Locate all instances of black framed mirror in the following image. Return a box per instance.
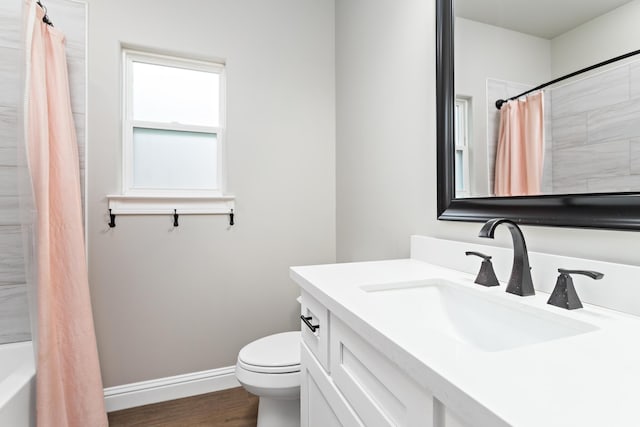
[436,0,640,230]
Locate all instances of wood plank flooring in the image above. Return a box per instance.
[107,387,258,427]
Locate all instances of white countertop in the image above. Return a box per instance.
[291,257,640,427]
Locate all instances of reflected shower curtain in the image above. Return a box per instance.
[494,92,545,197]
[24,1,108,425]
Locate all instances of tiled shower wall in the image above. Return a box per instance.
[549,63,640,194]
[0,0,86,344]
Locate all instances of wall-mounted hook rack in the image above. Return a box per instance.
[106,195,236,229]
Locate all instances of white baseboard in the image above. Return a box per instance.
[103,365,239,412]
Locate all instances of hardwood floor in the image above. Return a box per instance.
[107,387,258,427]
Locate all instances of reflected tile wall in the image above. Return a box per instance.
[551,67,629,118]
[552,140,629,191]
[587,99,640,144]
[629,62,640,99]
[630,139,640,175]
[0,0,86,344]
[542,93,553,194]
[550,61,640,194]
[551,113,587,151]
[587,175,640,193]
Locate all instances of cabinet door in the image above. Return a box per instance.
[301,343,363,427]
[330,316,435,427]
[306,373,342,427]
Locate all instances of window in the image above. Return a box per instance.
[122,49,226,197]
[454,97,471,198]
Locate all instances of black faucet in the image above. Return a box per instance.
[478,218,535,296]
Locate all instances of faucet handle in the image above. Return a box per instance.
[465,251,499,287]
[557,269,604,280]
[465,251,492,261]
[548,269,604,310]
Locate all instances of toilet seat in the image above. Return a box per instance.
[238,331,301,374]
[238,359,300,374]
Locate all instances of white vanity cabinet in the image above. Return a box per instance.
[300,290,472,427]
[293,237,640,426]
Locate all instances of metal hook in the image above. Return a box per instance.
[229,209,234,226]
[173,209,179,227]
[108,209,116,228]
[36,1,53,26]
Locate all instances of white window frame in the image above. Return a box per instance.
[455,97,471,198]
[121,49,227,197]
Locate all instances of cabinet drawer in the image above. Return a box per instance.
[301,290,330,371]
[301,343,363,427]
[330,316,435,427]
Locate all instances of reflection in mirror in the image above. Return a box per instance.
[454,0,640,198]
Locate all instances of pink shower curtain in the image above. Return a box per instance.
[494,92,545,197]
[24,1,108,426]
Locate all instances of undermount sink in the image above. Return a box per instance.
[361,279,597,352]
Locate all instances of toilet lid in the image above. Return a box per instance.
[238,331,301,374]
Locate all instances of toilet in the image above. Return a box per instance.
[236,331,301,427]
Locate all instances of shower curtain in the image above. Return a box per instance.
[494,92,545,197]
[24,1,108,425]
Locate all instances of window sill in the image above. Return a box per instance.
[106,194,235,215]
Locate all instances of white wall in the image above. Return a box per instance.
[86,0,335,387]
[336,0,433,262]
[551,0,640,77]
[336,0,640,268]
[455,17,550,196]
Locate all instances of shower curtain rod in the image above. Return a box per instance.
[495,48,640,110]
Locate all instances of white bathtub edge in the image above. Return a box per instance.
[0,341,36,427]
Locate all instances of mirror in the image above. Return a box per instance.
[455,0,640,198]
[436,0,640,229]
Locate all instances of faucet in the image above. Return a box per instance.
[478,218,535,296]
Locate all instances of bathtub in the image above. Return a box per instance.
[0,341,35,427]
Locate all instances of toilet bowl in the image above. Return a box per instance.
[236,331,301,427]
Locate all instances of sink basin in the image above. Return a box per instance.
[361,279,597,352]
